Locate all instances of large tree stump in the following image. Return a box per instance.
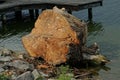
[22,7,87,65]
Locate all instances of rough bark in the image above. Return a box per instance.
[22,7,87,65]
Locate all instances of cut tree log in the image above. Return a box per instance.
[22,7,108,65]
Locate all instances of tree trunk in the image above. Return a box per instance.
[22,6,88,65]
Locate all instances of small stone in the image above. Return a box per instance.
[0,64,4,68]
[71,78,76,80]
[9,60,34,70]
[29,64,35,70]
[0,68,4,72]
[17,54,24,59]
[0,50,2,56]
[39,71,49,77]
[0,56,13,62]
[15,71,34,80]
[66,73,73,77]
[32,69,41,80]
[11,74,17,80]
[1,48,12,56]
[48,79,56,80]
[11,71,19,80]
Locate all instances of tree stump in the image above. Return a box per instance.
[22,7,87,65]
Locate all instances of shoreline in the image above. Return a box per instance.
[0,48,108,80]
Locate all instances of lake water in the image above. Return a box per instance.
[0,0,120,80]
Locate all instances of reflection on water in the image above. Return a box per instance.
[75,65,110,80]
[0,20,34,50]
[0,21,34,38]
[87,21,104,36]
[0,1,5,4]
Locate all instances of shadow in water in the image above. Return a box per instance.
[87,21,104,36]
[73,63,110,79]
[0,0,5,4]
[0,20,34,38]
[65,61,111,80]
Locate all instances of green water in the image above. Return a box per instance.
[0,0,120,80]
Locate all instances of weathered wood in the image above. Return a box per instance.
[67,9,72,14]
[0,0,103,21]
[22,7,108,66]
[15,11,22,21]
[22,7,87,65]
[0,0,103,13]
[1,14,6,26]
[29,9,34,20]
[35,9,39,18]
[88,8,93,21]
[1,14,4,24]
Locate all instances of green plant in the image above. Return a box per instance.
[57,73,72,80]
[57,65,73,80]
[36,77,43,80]
[0,74,9,80]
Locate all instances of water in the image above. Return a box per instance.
[0,0,120,79]
[73,0,120,80]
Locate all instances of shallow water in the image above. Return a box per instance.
[0,0,120,79]
[73,0,120,79]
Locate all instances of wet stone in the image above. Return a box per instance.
[32,69,41,80]
[0,50,2,56]
[9,60,34,71]
[48,79,56,80]
[11,74,18,80]
[0,68,4,73]
[0,64,4,68]
[0,56,13,62]
[39,71,49,78]
[0,48,13,56]
[15,71,34,80]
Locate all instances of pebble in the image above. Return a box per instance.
[15,71,34,80]
[0,56,13,62]
[0,48,12,56]
[0,68,4,73]
[48,79,56,80]
[9,60,34,71]
[32,69,41,80]
[39,71,49,77]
